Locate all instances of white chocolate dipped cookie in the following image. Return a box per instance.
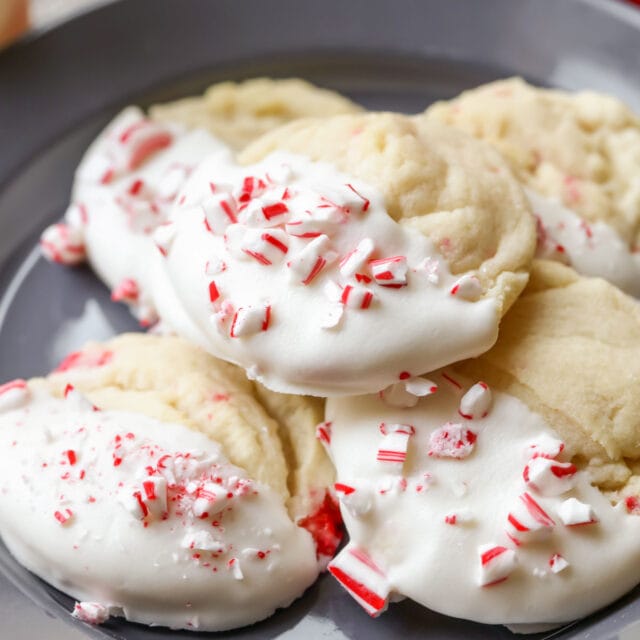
[152,113,536,396]
[40,107,229,327]
[0,333,340,631]
[425,77,640,295]
[149,77,364,151]
[324,260,640,625]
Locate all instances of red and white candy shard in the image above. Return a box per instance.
[153,222,176,257]
[111,278,140,304]
[450,274,482,301]
[369,256,408,288]
[72,602,111,625]
[0,379,30,413]
[229,304,271,338]
[376,423,415,467]
[203,194,239,233]
[315,421,333,448]
[443,509,474,526]
[506,492,555,543]
[124,477,168,521]
[340,283,374,309]
[458,382,492,420]
[287,235,333,285]
[523,458,577,496]
[380,377,438,409]
[526,434,565,460]
[478,544,517,587]
[40,223,86,265]
[190,481,231,517]
[428,422,477,459]
[556,498,598,526]
[105,114,173,176]
[549,553,569,574]
[328,544,391,617]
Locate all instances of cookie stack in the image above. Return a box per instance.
[2,77,640,632]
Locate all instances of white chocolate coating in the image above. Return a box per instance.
[528,189,640,297]
[326,371,640,624]
[154,152,499,396]
[0,386,318,631]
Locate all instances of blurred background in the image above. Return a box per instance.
[1,0,640,49]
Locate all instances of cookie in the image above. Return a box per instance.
[0,333,339,631]
[153,113,536,396]
[149,77,363,150]
[425,78,640,295]
[324,260,640,625]
[40,106,228,326]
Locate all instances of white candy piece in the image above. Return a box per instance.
[181,530,226,553]
[478,544,517,587]
[228,557,244,580]
[556,498,598,526]
[72,602,111,625]
[153,223,176,256]
[229,305,271,338]
[459,382,492,419]
[328,543,390,617]
[450,274,482,301]
[0,380,30,413]
[320,303,344,330]
[336,487,373,518]
[339,238,375,278]
[380,378,438,409]
[40,223,86,265]
[523,458,577,496]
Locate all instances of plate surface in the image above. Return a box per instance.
[1,0,640,638]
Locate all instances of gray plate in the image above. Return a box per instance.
[1,0,640,638]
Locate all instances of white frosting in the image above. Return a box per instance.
[152,152,499,396]
[42,107,228,325]
[528,189,640,297]
[326,371,640,624]
[0,386,318,631]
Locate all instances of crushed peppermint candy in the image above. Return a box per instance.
[523,458,577,496]
[40,223,86,266]
[428,422,477,459]
[328,544,390,617]
[458,382,492,420]
[556,498,598,527]
[478,544,517,587]
[72,602,111,625]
